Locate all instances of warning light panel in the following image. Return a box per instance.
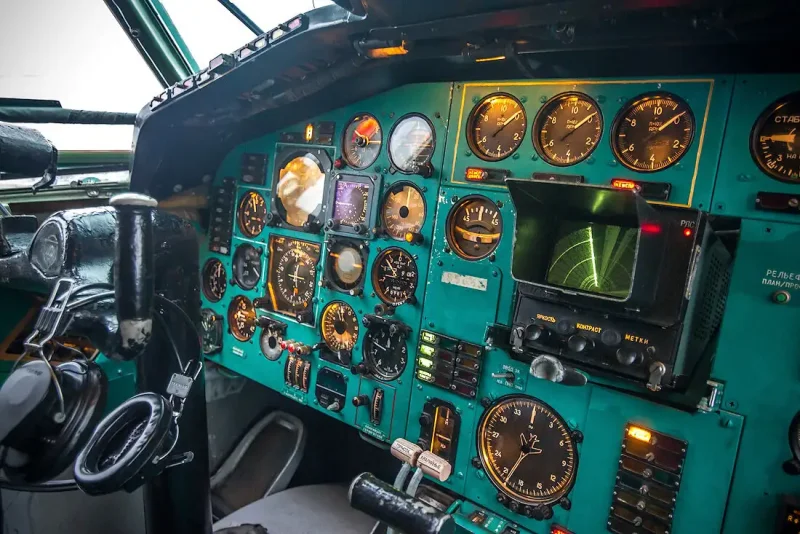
[610,178,672,201]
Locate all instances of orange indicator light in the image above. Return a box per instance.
[305,124,314,142]
[465,167,488,182]
[611,178,638,190]
[683,228,693,238]
[627,426,652,443]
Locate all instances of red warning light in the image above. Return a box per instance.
[683,228,693,238]
[611,178,638,191]
[551,526,574,534]
[465,167,489,182]
[641,223,662,234]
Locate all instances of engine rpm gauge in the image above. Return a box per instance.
[343,114,382,169]
[202,259,227,302]
[380,182,426,241]
[446,196,503,261]
[467,93,527,161]
[533,92,603,166]
[388,113,435,174]
[478,395,578,508]
[372,248,418,307]
[227,295,257,342]
[232,244,262,290]
[320,301,359,352]
[751,93,800,183]
[237,191,267,237]
[611,93,695,172]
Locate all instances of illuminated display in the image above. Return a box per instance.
[627,426,653,443]
[546,220,638,298]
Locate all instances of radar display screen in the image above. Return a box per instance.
[333,180,370,227]
[546,221,637,298]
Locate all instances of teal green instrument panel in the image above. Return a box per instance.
[200,75,800,534]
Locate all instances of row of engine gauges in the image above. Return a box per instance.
[466,91,696,173]
[342,112,435,175]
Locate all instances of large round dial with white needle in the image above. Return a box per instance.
[446,196,503,261]
[477,395,578,509]
[320,301,359,352]
[467,93,527,161]
[276,244,318,309]
[372,248,418,307]
[227,296,257,342]
[343,114,382,169]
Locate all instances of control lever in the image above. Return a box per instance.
[529,355,587,387]
[110,193,157,360]
[349,473,455,534]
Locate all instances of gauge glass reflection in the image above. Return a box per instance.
[389,114,435,174]
[276,154,326,227]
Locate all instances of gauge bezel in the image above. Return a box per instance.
[371,247,419,306]
[265,235,321,325]
[749,92,800,184]
[387,112,437,175]
[341,112,383,170]
[319,300,360,352]
[610,91,696,173]
[380,181,427,241]
[269,146,332,232]
[237,190,267,238]
[324,237,368,294]
[227,295,257,342]
[324,172,381,237]
[532,91,603,167]
[200,308,223,355]
[29,219,66,278]
[201,258,227,302]
[466,92,527,162]
[232,243,262,290]
[476,394,579,507]
[445,194,504,261]
[362,324,408,381]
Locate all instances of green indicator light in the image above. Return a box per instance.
[419,344,435,357]
[417,357,434,369]
[416,369,433,382]
[421,332,438,344]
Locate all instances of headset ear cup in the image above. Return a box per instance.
[74,392,173,495]
[6,360,107,483]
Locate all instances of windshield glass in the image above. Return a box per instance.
[0,0,162,152]
[157,0,333,69]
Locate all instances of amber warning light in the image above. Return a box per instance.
[465,167,510,183]
[304,124,314,142]
[611,178,638,191]
[627,426,652,443]
[610,178,672,201]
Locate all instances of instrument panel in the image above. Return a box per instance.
[199,75,800,534]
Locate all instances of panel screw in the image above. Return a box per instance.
[540,95,548,103]
[480,397,492,408]
[471,457,482,468]
[436,260,443,266]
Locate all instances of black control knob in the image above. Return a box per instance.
[350,363,368,376]
[567,334,593,353]
[419,413,433,427]
[374,303,395,316]
[555,320,574,335]
[524,324,547,343]
[601,329,622,347]
[352,395,370,407]
[616,348,643,366]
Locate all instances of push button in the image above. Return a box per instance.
[616,348,643,366]
[524,324,547,343]
[555,320,574,335]
[601,328,622,346]
[567,334,593,353]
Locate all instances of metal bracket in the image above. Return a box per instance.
[697,380,724,412]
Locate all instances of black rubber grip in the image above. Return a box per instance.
[349,472,455,534]
[115,205,153,323]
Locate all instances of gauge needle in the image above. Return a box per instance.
[455,226,501,243]
[560,112,597,141]
[492,110,522,138]
[250,197,257,212]
[658,111,686,132]
[764,132,797,145]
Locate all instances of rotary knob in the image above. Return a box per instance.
[567,334,594,353]
[524,324,547,343]
[616,348,643,366]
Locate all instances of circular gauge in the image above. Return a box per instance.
[237,191,267,237]
[200,309,223,355]
[30,221,65,277]
[388,113,435,174]
[260,328,284,361]
[343,114,382,169]
[276,245,318,309]
[446,196,503,261]
[202,259,227,302]
[227,295,257,342]
[275,153,326,228]
[533,92,603,166]
[381,182,426,241]
[478,395,578,508]
[325,240,366,292]
[320,301,359,352]
[232,244,262,290]
[363,324,408,381]
[467,93,527,161]
[750,93,800,183]
[372,248,418,306]
[611,93,695,172]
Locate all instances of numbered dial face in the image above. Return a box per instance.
[202,259,227,302]
[267,237,321,318]
[468,93,527,161]
[320,301,359,352]
[533,92,603,166]
[612,93,695,172]
[237,191,267,237]
[276,154,326,228]
[200,309,223,355]
[227,296,257,342]
[388,114,435,174]
[478,396,577,506]
[372,248,418,306]
[326,240,366,292]
[333,180,370,226]
[232,244,262,290]
[343,114,382,169]
[751,93,800,183]
[363,324,408,381]
[446,196,503,260]
[381,183,426,241]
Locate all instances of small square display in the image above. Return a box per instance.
[333,180,371,227]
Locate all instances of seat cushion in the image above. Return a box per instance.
[213,484,376,534]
